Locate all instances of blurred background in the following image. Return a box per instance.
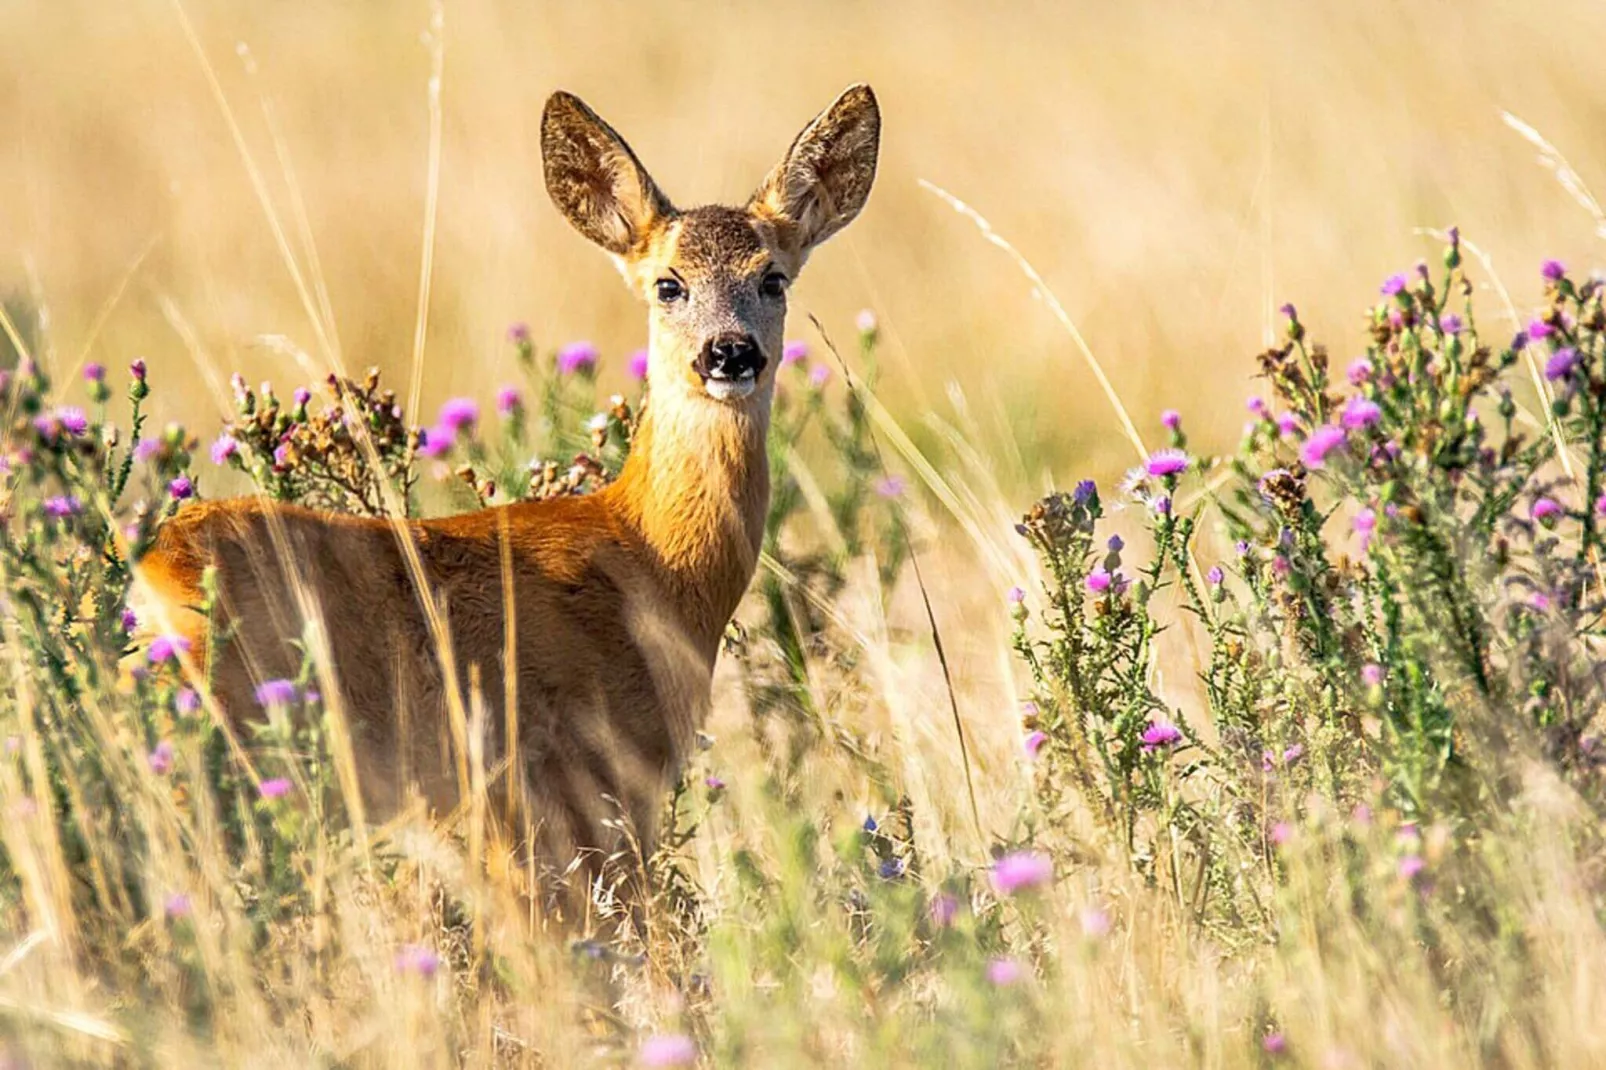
[4,0,1606,491]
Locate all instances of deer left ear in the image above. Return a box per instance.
[749,84,880,257]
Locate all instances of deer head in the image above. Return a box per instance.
[540,85,881,408]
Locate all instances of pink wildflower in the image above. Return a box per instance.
[990,851,1053,895]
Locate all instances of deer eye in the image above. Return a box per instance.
[655,278,685,303]
[760,272,788,299]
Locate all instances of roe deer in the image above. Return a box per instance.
[135,85,880,904]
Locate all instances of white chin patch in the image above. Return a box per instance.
[704,377,757,401]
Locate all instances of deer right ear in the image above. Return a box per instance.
[541,92,674,257]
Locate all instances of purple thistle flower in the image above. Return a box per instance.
[985,957,1024,986]
[506,322,531,345]
[57,407,88,436]
[1270,821,1292,846]
[1300,425,1348,469]
[133,438,161,463]
[417,427,451,459]
[175,688,200,715]
[1282,743,1304,765]
[1275,412,1300,438]
[1145,448,1189,478]
[855,309,878,334]
[874,474,907,499]
[781,340,809,366]
[253,679,299,714]
[292,386,312,409]
[1247,395,1267,417]
[1542,259,1566,282]
[495,387,522,415]
[556,341,599,375]
[1531,497,1564,524]
[1024,730,1048,758]
[1380,273,1408,297]
[255,679,298,707]
[120,607,138,633]
[164,892,192,920]
[639,1034,697,1067]
[83,362,106,383]
[1346,358,1374,386]
[990,850,1053,895]
[1073,479,1098,505]
[1354,507,1377,536]
[1511,329,1531,352]
[42,495,82,518]
[1006,586,1026,604]
[1361,663,1383,686]
[1398,854,1426,880]
[1085,569,1112,594]
[1235,539,1252,556]
[148,740,175,775]
[168,475,194,500]
[703,775,725,791]
[395,943,441,978]
[1263,1033,1288,1055]
[437,398,479,433]
[210,434,239,465]
[1271,554,1292,578]
[1439,313,1463,334]
[808,363,832,388]
[147,635,191,664]
[1141,721,1183,753]
[1544,347,1579,381]
[1206,565,1224,585]
[1341,396,1381,430]
[928,892,959,928]
[32,413,65,443]
[1279,302,1297,320]
[1153,496,1172,517]
[628,349,650,380]
[1106,533,1124,552]
[130,358,147,382]
[1528,319,1554,341]
[1160,409,1181,431]
[1596,493,1606,517]
[1080,906,1112,938]
[258,777,292,800]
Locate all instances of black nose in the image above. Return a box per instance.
[699,335,767,380]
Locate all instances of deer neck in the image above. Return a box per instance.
[606,387,772,653]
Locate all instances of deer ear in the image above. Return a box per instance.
[542,92,674,257]
[749,84,880,256]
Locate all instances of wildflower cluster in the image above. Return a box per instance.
[1012,234,1606,944]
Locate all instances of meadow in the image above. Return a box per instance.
[5,2,1606,1066]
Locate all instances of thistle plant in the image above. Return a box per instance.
[1013,233,1606,941]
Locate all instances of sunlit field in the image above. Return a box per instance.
[5,2,1606,1066]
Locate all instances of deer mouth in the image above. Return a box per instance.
[703,370,759,401]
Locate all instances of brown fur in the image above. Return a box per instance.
[135,84,880,902]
